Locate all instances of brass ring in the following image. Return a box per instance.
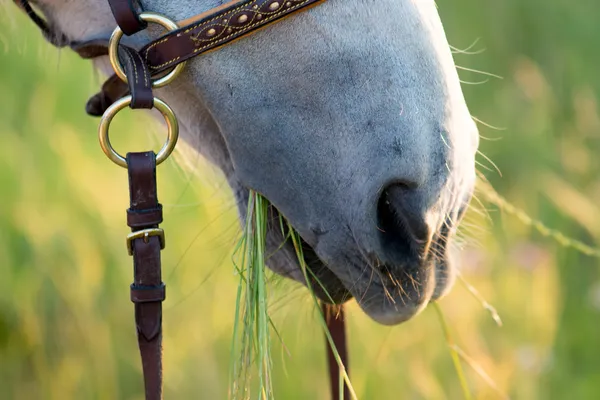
[98,96,179,168]
[108,12,186,88]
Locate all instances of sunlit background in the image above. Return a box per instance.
[1,0,599,399]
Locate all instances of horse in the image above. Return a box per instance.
[25,0,478,326]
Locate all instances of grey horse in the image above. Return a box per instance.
[31,0,478,325]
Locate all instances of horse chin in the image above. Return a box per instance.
[264,214,457,325]
[351,255,457,326]
[272,242,457,325]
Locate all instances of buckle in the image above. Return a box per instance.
[126,228,165,255]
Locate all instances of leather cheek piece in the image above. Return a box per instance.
[83,46,152,115]
[119,46,154,109]
[127,152,159,213]
[107,0,147,35]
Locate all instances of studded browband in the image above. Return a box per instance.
[148,0,326,72]
[71,0,323,116]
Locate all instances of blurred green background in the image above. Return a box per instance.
[1,0,599,399]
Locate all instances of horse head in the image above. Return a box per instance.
[28,0,478,325]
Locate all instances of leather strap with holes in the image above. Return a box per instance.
[127,152,166,400]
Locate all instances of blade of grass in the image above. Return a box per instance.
[229,191,274,400]
[456,273,502,327]
[477,176,600,257]
[450,344,510,400]
[288,225,358,400]
[432,303,472,400]
[254,194,273,398]
[229,194,253,399]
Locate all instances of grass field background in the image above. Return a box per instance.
[1,0,599,399]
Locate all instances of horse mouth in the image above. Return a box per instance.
[268,209,457,325]
[304,237,454,325]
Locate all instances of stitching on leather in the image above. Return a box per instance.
[186,3,305,45]
[135,50,150,88]
[144,0,312,70]
[122,47,139,85]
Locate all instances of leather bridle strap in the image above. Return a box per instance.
[126,152,166,400]
[323,303,350,400]
[118,45,154,109]
[139,0,326,76]
[84,0,326,116]
[107,0,147,35]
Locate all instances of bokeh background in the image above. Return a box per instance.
[1,0,599,399]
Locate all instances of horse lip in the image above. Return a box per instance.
[297,231,436,313]
[329,249,439,324]
[270,208,454,324]
[345,213,458,324]
[364,300,429,325]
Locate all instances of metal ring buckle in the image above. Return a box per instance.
[126,228,166,255]
[98,95,179,168]
[108,12,186,88]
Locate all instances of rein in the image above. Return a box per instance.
[15,0,351,399]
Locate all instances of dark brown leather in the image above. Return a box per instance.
[131,284,166,303]
[83,0,325,116]
[119,46,154,109]
[127,205,163,228]
[141,0,325,75]
[85,75,129,116]
[323,303,350,400]
[126,152,166,400]
[84,46,152,113]
[107,0,147,35]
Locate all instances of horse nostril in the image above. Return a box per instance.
[376,183,431,261]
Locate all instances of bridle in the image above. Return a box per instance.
[14,0,352,399]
